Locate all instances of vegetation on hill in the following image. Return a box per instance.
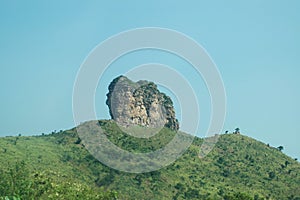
[0,120,299,199]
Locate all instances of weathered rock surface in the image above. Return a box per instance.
[106,76,179,131]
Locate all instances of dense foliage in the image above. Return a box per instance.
[0,120,299,199]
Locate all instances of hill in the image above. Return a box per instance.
[0,120,299,199]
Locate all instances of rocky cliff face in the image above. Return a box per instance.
[106,76,179,131]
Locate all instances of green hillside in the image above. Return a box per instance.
[0,120,299,200]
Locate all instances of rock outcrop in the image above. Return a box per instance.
[106,76,179,131]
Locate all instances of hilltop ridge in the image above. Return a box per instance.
[0,120,299,199]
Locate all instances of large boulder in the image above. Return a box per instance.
[106,76,179,131]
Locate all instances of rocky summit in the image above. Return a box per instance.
[106,75,179,131]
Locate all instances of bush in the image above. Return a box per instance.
[0,161,117,200]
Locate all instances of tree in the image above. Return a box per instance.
[285,160,290,167]
[234,128,240,134]
[277,146,284,151]
[268,171,276,179]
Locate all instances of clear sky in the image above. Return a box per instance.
[0,1,299,159]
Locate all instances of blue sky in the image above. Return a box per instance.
[0,1,299,159]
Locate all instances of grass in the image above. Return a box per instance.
[0,120,299,199]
